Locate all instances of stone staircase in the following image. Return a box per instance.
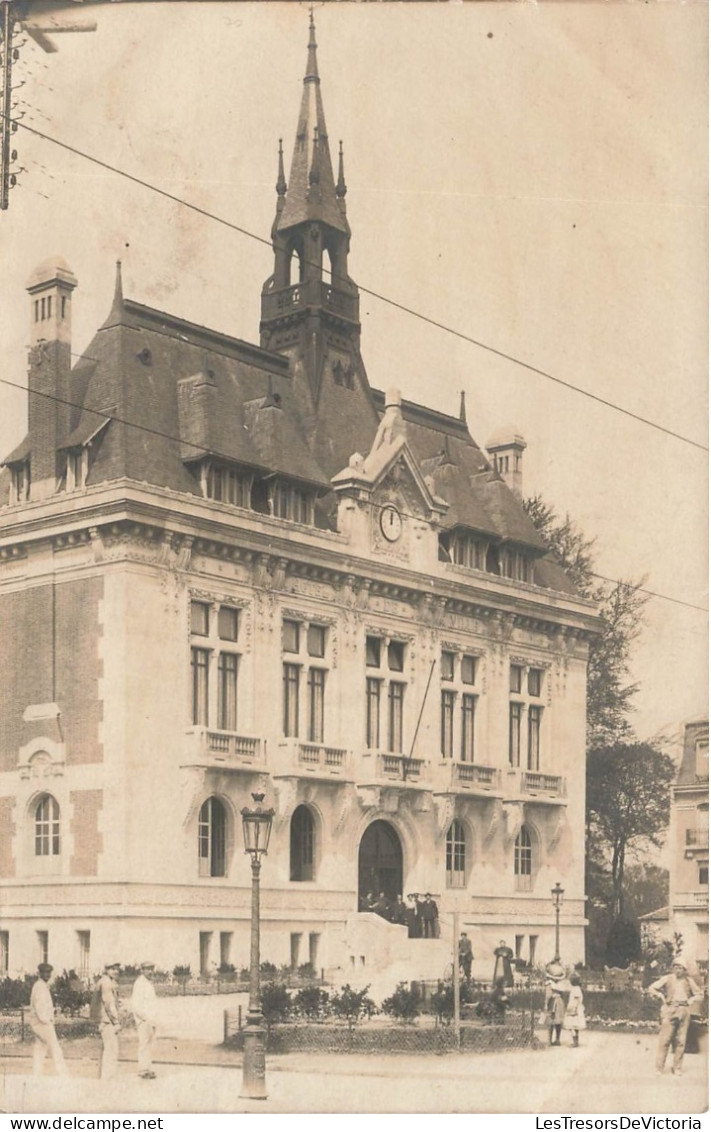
[329,912,453,1001]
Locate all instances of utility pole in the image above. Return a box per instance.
[0,0,16,210]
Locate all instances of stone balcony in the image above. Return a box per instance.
[274,739,351,782]
[674,890,709,908]
[184,727,265,772]
[434,760,502,798]
[685,828,709,850]
[261,280,359,324]
[503,768,567,803]
[356,751,427,788]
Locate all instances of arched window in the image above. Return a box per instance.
[35,795,60,857]
[198,797,226,878]
[445,820,467,888]
[514,825,534,891]
[290,805,315,882]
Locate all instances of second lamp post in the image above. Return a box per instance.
[240,792,274,1101]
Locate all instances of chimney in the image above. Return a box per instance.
[486,426,526,499]
[26,257,78,497]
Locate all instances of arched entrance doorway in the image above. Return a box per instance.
[358,820,403,906]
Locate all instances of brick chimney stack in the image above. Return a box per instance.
[486,425,526,499]
[26,258,78,497]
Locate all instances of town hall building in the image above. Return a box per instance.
[0,17,598,986]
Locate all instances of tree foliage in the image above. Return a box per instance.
[524,495,648,748]
[587,742,676,917]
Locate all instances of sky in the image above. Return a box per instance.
[0,0,707,748]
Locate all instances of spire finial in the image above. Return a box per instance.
[114,259,124,307]
[305,7,319,82]
[336,139,347,201]
[309,126,320,185]
[276,138,287,197]
[459,390,467,423]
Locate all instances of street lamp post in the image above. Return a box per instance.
[551,882,564,963]
[240,792,274,1101]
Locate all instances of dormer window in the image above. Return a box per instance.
[58,448,87,494]
[9,461,30,504]
[269,479,315,525]
[201,461,253,509]
[448,531,488,570]
[500,547,534,583]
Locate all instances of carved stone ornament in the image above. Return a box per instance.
[483,799,504,845]
[18,749,64,781]
[434,792,457,838]
[274,777,300,825]
[180,766,207,825]
[503,800,525,845]
[547,810,568,854]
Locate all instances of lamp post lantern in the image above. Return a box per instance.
[551,882,564,963]
[240,792,274,1100]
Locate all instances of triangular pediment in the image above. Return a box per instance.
[332,434,447,522]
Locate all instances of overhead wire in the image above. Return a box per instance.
[0,375,706,615]
[3,112,708,455]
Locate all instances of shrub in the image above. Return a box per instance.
[260,961,278,978]
[0,977,31,1011]
[330,984,377,1030]
[381,982,420,1024]
[173,964,191,978]
[218,963,236,977]
[297,962,317,979]
[52,971,91,1016]
[293,985,330,1020]
[261,982,292,1026]
[120,965,140,978]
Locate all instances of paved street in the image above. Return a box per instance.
[1,1031,707,1114]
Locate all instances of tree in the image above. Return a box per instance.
[587,742,676,919]
[524,495,648,746]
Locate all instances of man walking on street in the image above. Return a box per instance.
[649,961,702,1076]
[28,963,67,1077]
[92,961,122,1080]
[131,962,158,1079]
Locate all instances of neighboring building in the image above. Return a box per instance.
[0,18,598,985]
[668,719,709,974]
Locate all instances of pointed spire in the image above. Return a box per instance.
[336,140,347,200]
[276,138,287,197]
[459,390,467,423]
[113,260,124,308]
[306,7,319,83]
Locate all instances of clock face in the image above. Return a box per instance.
[379,505,403,542]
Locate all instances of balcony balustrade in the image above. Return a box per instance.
[674,890,709,908]
[436,760,502,797]
[503,768,566,801]
[275,738,351,781]
[262,280,359,323]
[185,727,265,771]
[355,751,427,788]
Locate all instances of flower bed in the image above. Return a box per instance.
[225,1018,539,1055]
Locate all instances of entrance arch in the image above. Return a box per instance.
[358,820,403,906]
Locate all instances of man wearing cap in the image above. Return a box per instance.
[95,962,122,1080]
[28,963,67,1076]
[649,961,702,1076]
[131,963,158,1079]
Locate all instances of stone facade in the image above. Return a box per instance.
[0,18,598,986]
[668,720,709,972]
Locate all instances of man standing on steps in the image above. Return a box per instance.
[131,962,158,1079]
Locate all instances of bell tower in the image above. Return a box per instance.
[260,13,361,407]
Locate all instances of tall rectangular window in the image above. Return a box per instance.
[510,665,523,694]
[217,653,238,731]
[77,931,90,979]
[461,694,476,762]
[388,683,404,753]
[509,702,522,767]
[282,620,300,654]
[528,668,543,697]
[37,930,49,966]
[218,606,239,642]
[0,931,8,975]
[366,678,381,749]
[528,705,542,770]
[307,668,325,743]
[191,601,210,636]
[191,647,210,726]
[441,690,455,758]
[283,663,300,737]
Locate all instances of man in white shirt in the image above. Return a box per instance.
[28,963,67,1076]
[130,962,158,1079]
[649,961,702,1076]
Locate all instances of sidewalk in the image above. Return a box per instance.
[1,1031,706,1114]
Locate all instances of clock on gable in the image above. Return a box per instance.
[379,504,403,542]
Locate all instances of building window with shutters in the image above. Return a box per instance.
[198,796,227,878]
[445,819,467,888]
[514,825,535,892]
[290,805,316,882]
[440,648,480,763]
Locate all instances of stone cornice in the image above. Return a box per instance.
[0,480,600,637]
